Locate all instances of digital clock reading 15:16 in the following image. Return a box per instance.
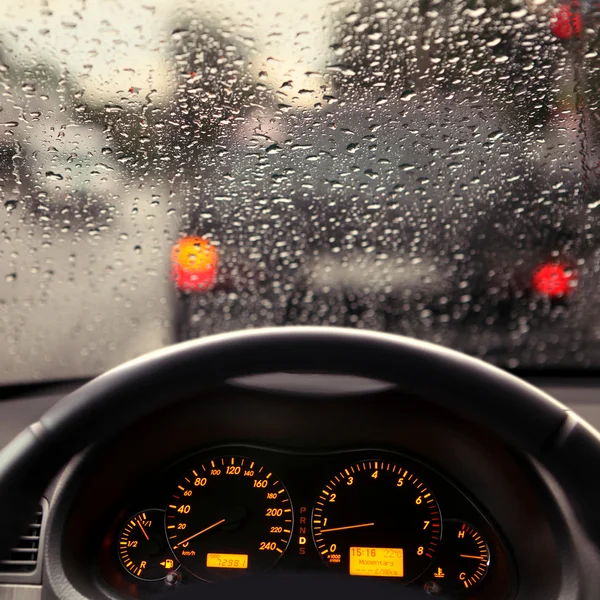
[349,547,404,578]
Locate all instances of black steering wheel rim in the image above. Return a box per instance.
[0,326,599,591]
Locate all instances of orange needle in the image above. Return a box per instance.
[174,519,225,549]
[137,518,150,541]
[320,522,375,534]
[460,554,484,560]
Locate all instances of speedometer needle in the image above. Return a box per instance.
[320,522,375,533]
[460,554,484,560]
[173,518,226,549]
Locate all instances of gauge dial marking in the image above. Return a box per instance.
[429,520,490,591]
[166,456,293,581]
[118,509,179,581]
[312,460,441,582]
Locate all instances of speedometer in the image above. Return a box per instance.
[165,456,293,581]
[312,460,441,582]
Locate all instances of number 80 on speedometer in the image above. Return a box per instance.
[165,456,293,581]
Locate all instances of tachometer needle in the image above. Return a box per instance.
[320,522,375,534]
[460,554,484,560]
[174,519,226,549]
[137,518,150,541]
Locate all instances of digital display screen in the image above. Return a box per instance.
[349,547,404,578]
[206,552,248,569]
[206,553,249,569]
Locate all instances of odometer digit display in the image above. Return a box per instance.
[165,456,293,581]
[312,460,441,582]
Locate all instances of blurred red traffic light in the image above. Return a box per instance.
[171,236,219,292]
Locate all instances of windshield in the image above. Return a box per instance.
[0,0,599,383]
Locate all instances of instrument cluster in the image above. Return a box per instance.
[98,446,515,599]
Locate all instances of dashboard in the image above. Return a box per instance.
[38,376,576,600]
[98,446,512,598]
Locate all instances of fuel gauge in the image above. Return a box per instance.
[118,509,179,581]
[427,520,489,592]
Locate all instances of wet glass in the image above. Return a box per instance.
[0,0,599,382]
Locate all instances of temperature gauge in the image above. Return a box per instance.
[118,509,178,581]
[427,520,489,592]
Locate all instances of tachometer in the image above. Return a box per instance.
[312,460,441,582]
[165,456,293,581]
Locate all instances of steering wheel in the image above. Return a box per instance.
[1,327,600,599]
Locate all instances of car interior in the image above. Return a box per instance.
[1,1,600,599]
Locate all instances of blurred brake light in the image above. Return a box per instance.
[171,236,218,292]
[531,263,576,298]
[550,3,583,40]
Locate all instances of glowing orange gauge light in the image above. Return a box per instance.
[550,3,582,40]
[349,547,404,578]
[206,553,249,569]
[531,263,576,298]
[171,236,219,292]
